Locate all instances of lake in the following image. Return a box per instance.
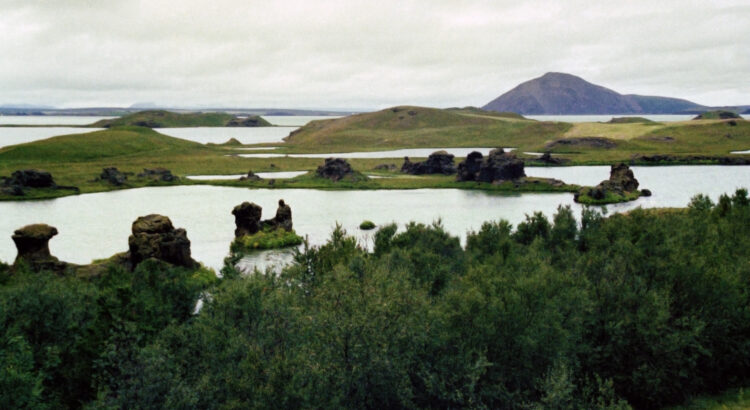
[1,165,748,272]
[237,147,513,159]
[0,127,101,149]
[0,115,115,125]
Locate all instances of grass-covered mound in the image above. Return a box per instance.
[90,110,271,128]
[0,126,205,163]
[693,110,742,120]
[359,220,376,230]
[575,185,642,205]
[607,116,657,124]
[284,105,568,152]
[230,227,303,252]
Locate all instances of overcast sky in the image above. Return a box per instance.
[1,0,748,110]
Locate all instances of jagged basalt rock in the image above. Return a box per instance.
[127,214,197,269]
[267,199,293,232]
[608,162,639,192]
[232,202,263,237]
[457,149,525,182]
[12,224,69,273]
[401,151,456,175]
[99,167,128,186]
[138,168,178,182]
[7,169,56,188]
[316,158,354,181]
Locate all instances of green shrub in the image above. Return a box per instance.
[359,220,376,230]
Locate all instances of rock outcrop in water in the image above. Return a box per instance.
[232,200,294,238]
[232,202,263,237]
[575,163,647,204]
[456,149,525,182]
[127,214,198,269]
[401,151,456,175]
[316,158,355,181]
[12,224,70,273]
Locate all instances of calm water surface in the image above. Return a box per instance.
[0,115,115,125]
[157,127,296,145]
[0,127,101,149]
[1,166,748,272]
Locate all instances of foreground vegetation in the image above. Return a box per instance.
[2,190,749,408]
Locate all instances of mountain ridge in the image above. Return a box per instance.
[483,72,708,115]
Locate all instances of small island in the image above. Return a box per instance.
[575,163,650,205]
[90,109,272,128]
[230,200,303,252]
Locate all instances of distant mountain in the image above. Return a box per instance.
[482,72,707,115]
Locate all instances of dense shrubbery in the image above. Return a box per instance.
[2,190,750,408]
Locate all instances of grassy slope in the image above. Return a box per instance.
[283,106,570,152]
[89,110,271,128]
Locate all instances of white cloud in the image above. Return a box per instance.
[1,0,748,108]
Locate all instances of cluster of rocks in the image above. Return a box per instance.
[401,151,456,175]
[232,199,293,238]
[137,168,178,182]
[240,170,262,181]
[316,158,354,181]
[575,163,650,202]
[1,169,78,196]
[98,167,130,186]
[456,149,526,183]
[9,214,199,274]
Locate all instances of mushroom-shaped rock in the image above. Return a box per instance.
[12,224,68,273]
[128,214,197,268]
[401,151,456,175]
[232,202,263,237]
[316,158,354,181]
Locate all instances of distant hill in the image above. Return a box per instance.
[90,110,271,128]
[483,72,707,115]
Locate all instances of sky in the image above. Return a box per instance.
[1,0,749,110]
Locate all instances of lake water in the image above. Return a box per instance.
[0,115,115,125]
[237,147,513,159]
[186,171,308,180]
[0,127,101,149]
[1,166,748,272]
[157,127,297,145]
[526,114,695,123]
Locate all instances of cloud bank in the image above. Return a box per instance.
[2,0,748,109]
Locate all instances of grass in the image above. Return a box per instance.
[563,121,666,140]
[575,187,641,205]
[230,228,303,252]
[89,110,271,128]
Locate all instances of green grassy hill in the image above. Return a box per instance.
[284,105,569,152]
[0,126,206,163]
[90,110,271,128]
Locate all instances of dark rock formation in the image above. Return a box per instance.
[232,202,263,237]
[127,214,197,269]
[632,154,750,165]
[7,169,56,188]
[316,158,354,181]
[401,151,456,175]
[575,163,642,203]
[641,189,652,197]
[138,168,178,182]
[12,224,69,273]
[456,151,484,181]
[99,167,128,186]
[240,171,262,181]
[457,149,525,182]
[233,199,294,237]
[545,137,617,150]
